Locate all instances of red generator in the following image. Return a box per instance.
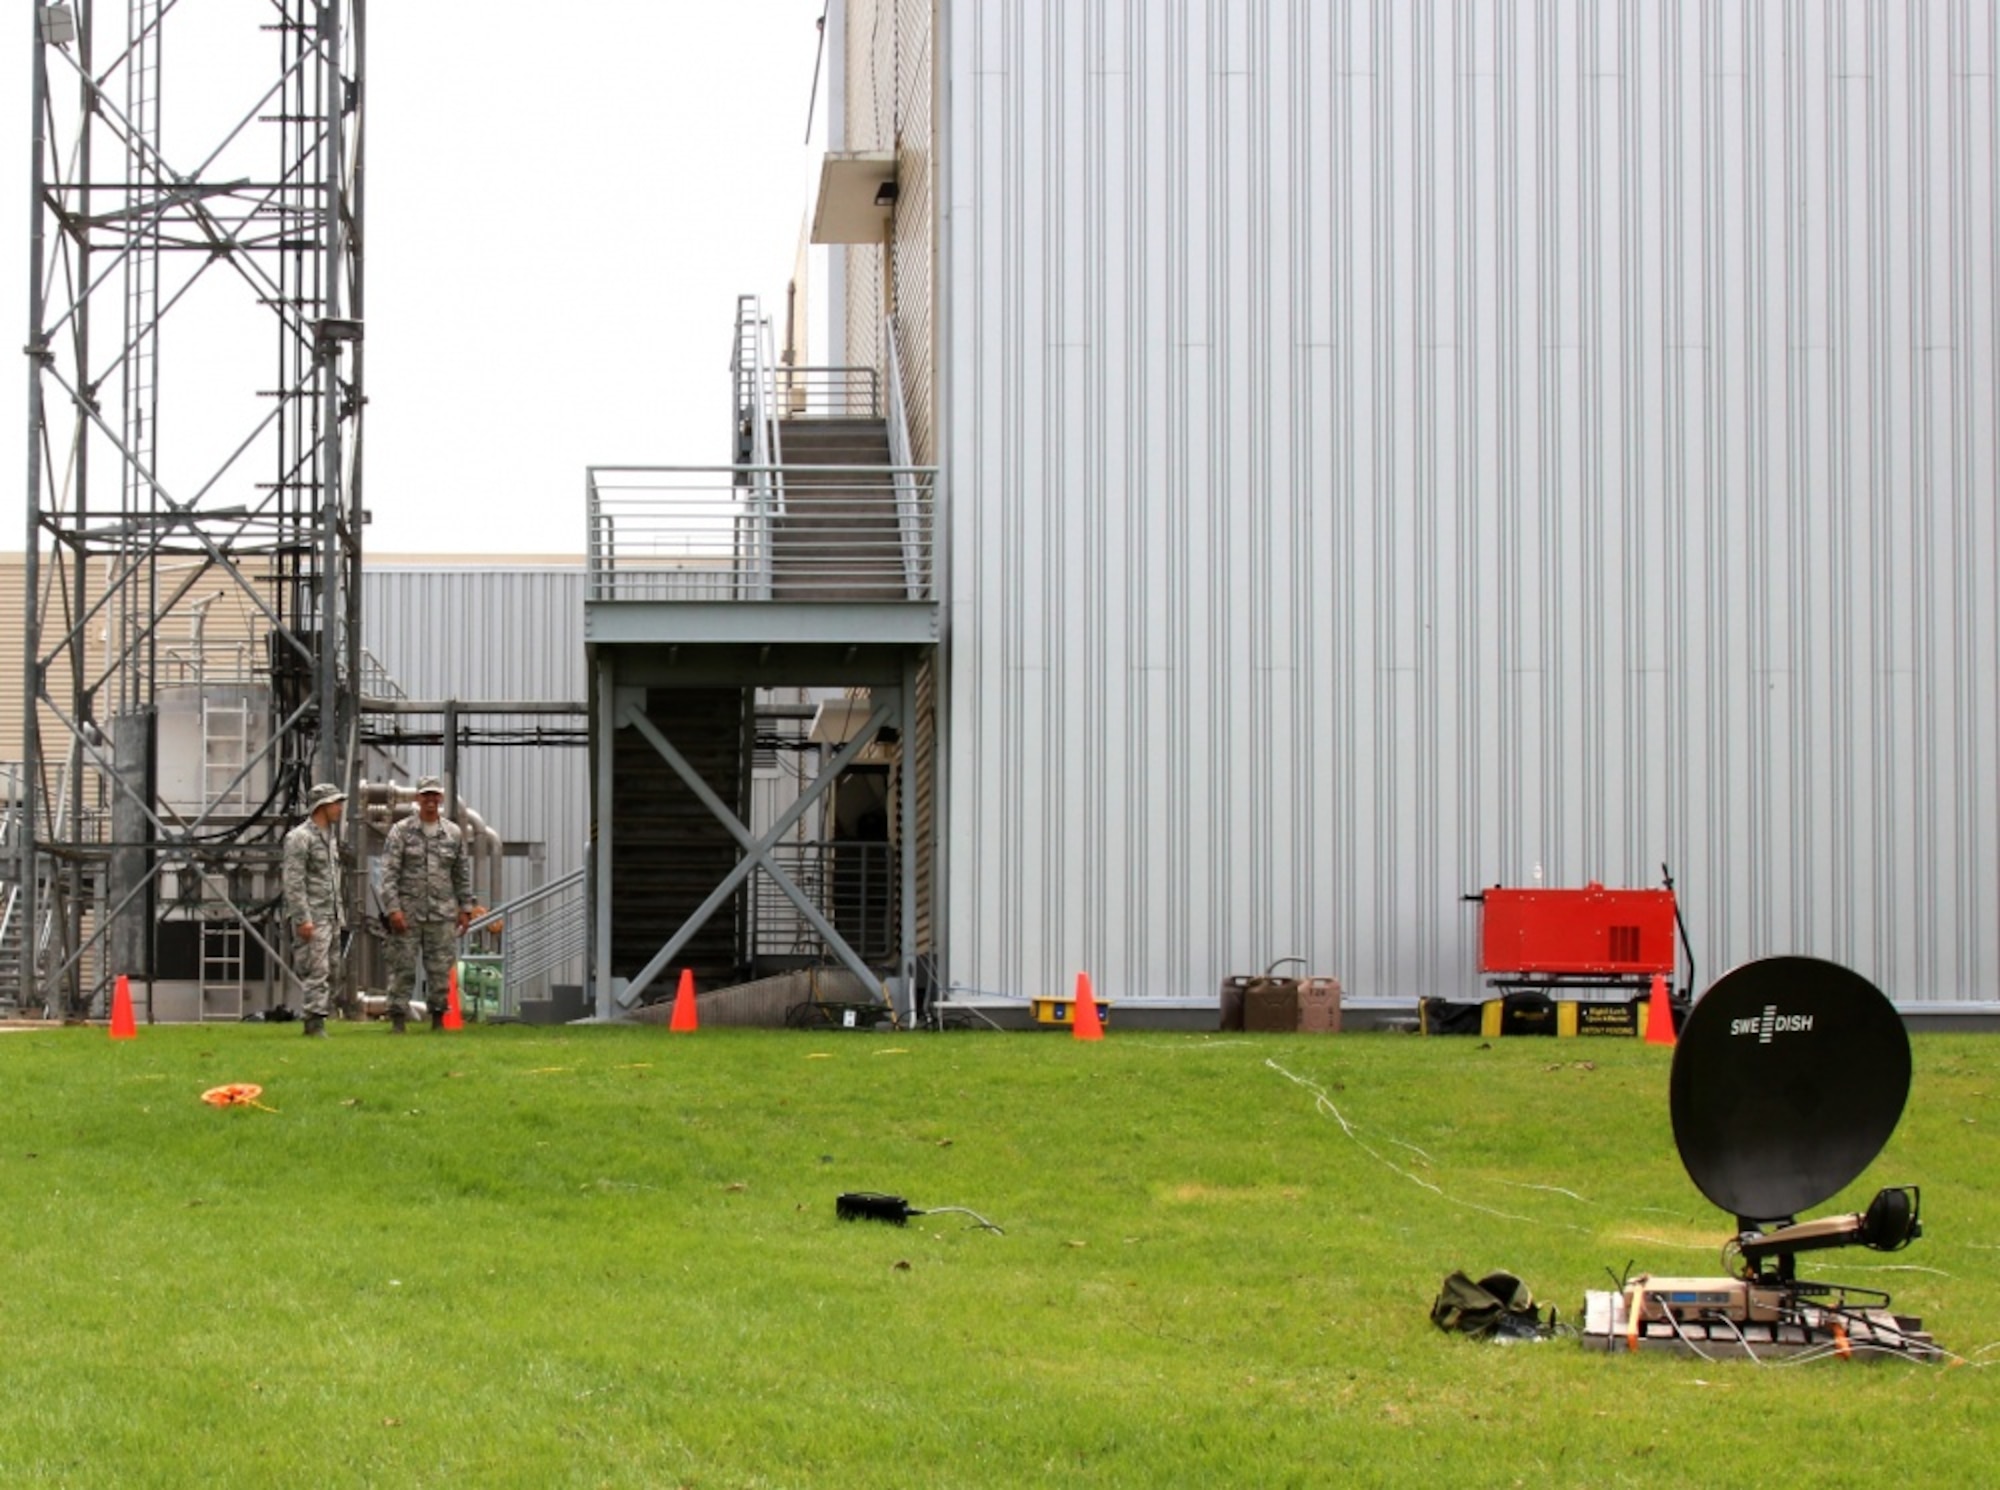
[1468,872,1692,1003]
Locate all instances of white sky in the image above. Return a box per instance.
[0,1,832,556]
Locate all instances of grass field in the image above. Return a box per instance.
[0,1022,1992,1488]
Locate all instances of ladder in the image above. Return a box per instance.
[202,699,250,812]
[200,916,246,1021]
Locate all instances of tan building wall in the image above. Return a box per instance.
[839,0,937,469]
[0,550,282,777]
[837,0,941,963]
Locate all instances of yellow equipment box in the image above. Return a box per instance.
[1032,996,1111,1027]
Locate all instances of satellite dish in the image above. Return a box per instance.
[1669,956,1909,1224]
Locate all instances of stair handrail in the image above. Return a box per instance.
[20,756,77,1014]
[881,318,928,601]
[464,866,587,1011]
[0,762,23,996]
[0,760,21,866]
[732,295,784,598]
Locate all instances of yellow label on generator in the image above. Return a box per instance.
[1479,998,1638,1037]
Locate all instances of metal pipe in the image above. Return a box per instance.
[359,783,502,895]
[357,698,587,715]
[442,699,458,819]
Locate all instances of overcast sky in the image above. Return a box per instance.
[0,2,832,556]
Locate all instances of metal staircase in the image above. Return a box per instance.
[463,867,588,1016]
[0,769,25,1013]
[768,420,907,601]
[0,761,71,1017]
[584,296,934,1014]
[0,885,22,1016]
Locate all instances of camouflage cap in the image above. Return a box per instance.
[416,775,445,796]
[305,782,347,811]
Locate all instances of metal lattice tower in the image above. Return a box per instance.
[22,2,365,1016]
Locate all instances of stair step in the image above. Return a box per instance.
[782,432,890,447]
[781,418,884,435]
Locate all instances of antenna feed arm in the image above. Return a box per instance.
[1736,1186,1922,1263]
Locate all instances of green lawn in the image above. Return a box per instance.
[0,1023,1992,1488]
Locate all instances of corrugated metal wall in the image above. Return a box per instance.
[362,564,589,906]
[940,1,2000,1005]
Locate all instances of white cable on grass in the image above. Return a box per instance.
[1501,1181,1591,1203]
[1267,1057,1719,1245]
[922,1205,1003,1234]
[1834,1264,1952,1277]
[1267,1058,1595,1234]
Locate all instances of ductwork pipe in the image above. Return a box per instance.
[358,780,504,909]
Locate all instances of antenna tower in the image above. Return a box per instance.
[21,1,365,1016]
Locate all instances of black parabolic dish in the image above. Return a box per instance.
[1669,956,1910,1224]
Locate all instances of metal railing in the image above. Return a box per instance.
[588,465,936,603]
[358,648,409,708]
[0,761,20,844]
[749,841,898,965]
[0,766,20,1011]
[464,867,586,1015]
[737,291,880,427]
[880,318,928,598]
[158,638,260,688]
[777,365,880,420]
[733,295,786,509]
[14,757,91,1014]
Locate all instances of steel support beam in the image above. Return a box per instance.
[591,658,618,1019]
[898,652,919,1022]
[613,697,895,1009]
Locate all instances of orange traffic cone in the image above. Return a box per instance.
[1071,971,1103,1042]
[670,967,699,1032]
[442,964,464,1030]
[1644,973,1675,1047]
[109,974,137,1040]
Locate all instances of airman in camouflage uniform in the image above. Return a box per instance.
[379,776,476,1032]
[282,782,348,1038]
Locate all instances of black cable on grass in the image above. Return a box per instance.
[836,1192,1004,1234]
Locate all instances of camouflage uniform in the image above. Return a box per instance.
[378,797,475,1019]
[282,804,346,1020]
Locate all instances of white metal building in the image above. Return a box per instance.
[826,1,1999,1008]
